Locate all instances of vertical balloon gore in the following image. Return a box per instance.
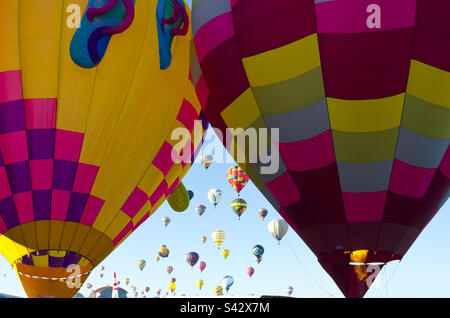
[70,0,136,68]
[156,0,190,69]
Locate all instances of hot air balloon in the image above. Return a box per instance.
[221,276,234,293]
[268,219,289,244]
[211,230,226,249]
[158,245,170,258]
[201,154,214,170]
[100,266,105,272]
[167,266,173,275]
[227,166,249,196]
[286,286,294,296]
[221,249,230,260]
[0,0,204,298]
[137,259,147,271]
[100,273,104,278]
[155,256,160,262]
[201,236,207,243]
[145,286,150,293]
[188,190,194,200]
[170,277,176,283]
[197,261,206,273]
[168,182,192,212]
[185,252,200,268]
[258,209,268,220]
[214,285,223,296]
[162,217,171,227]
[86,283,92,289]
[208,189,223,208]
[125,278,130,286]
[191,0,450,298]
[247,267,255,278]
[131,286,136,293]
[252,245,264,264]
[195,204,207,217]
[230,198,247,220]
[169,282,176,294]
[198,279,204,290]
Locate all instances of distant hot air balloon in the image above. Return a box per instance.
[101,266,105,271]
[230,198,247,220]
[131,286,136,292]
[258,209,268,220]
[168,182,192,212]
[247,267,255,278]
[252,245,265,264]
[125,278,130,286]
[185,252,200,268]
[286,286,294,296]
[100,273,104,278]
[198,279,204,290]
[227,166,249,196]
[0,0,202,299]
[167,266,173,275]
[214,286,223,296]
[195,204,207,217]
[158,245,170,258]
[188,190,194,200]
[191,0,450,299]
[221,249,230,260]
[138,259,147,271]
[170,277,176,283]
[169,282,176,294]
[212,230,226,249]
[145,287,150,293]
[197,261,206,273]
[201,236,207,243]
[155,256,160,262]
[86,283,92,289]
[208,189,223,208]
[162,217,171,227]
[201,154,214,170]
[268,219,289,244]
[222,276,234,293]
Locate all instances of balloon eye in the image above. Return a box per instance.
[70,0,136,68]
[156,0,190,70]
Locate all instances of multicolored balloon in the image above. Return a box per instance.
[195,204,207,217]
[162,217,171,227]
[197,261,206,273]
[158,245,170,258]
[191,0,450,299]
[268,219,289,244]
[221,276,234,293]
[201,236,207,243]
[208,189,223,208]
[201,154,214,170]
[227,166,249,195]
[247,267,255,278]
[0,0,202,299]
[167,266,173,275]
[185,252,200,268]
[230,198,247,220]
[188,190,194,200]
[155,256,161,262]
[214,285,223,296]
[211,230,226,248]
[258,209,268,220]
[137,259,147,271]
[252,245,265,264]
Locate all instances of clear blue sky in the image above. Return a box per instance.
[0,127,449,298]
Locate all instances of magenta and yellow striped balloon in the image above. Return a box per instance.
[191,0,450,298]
